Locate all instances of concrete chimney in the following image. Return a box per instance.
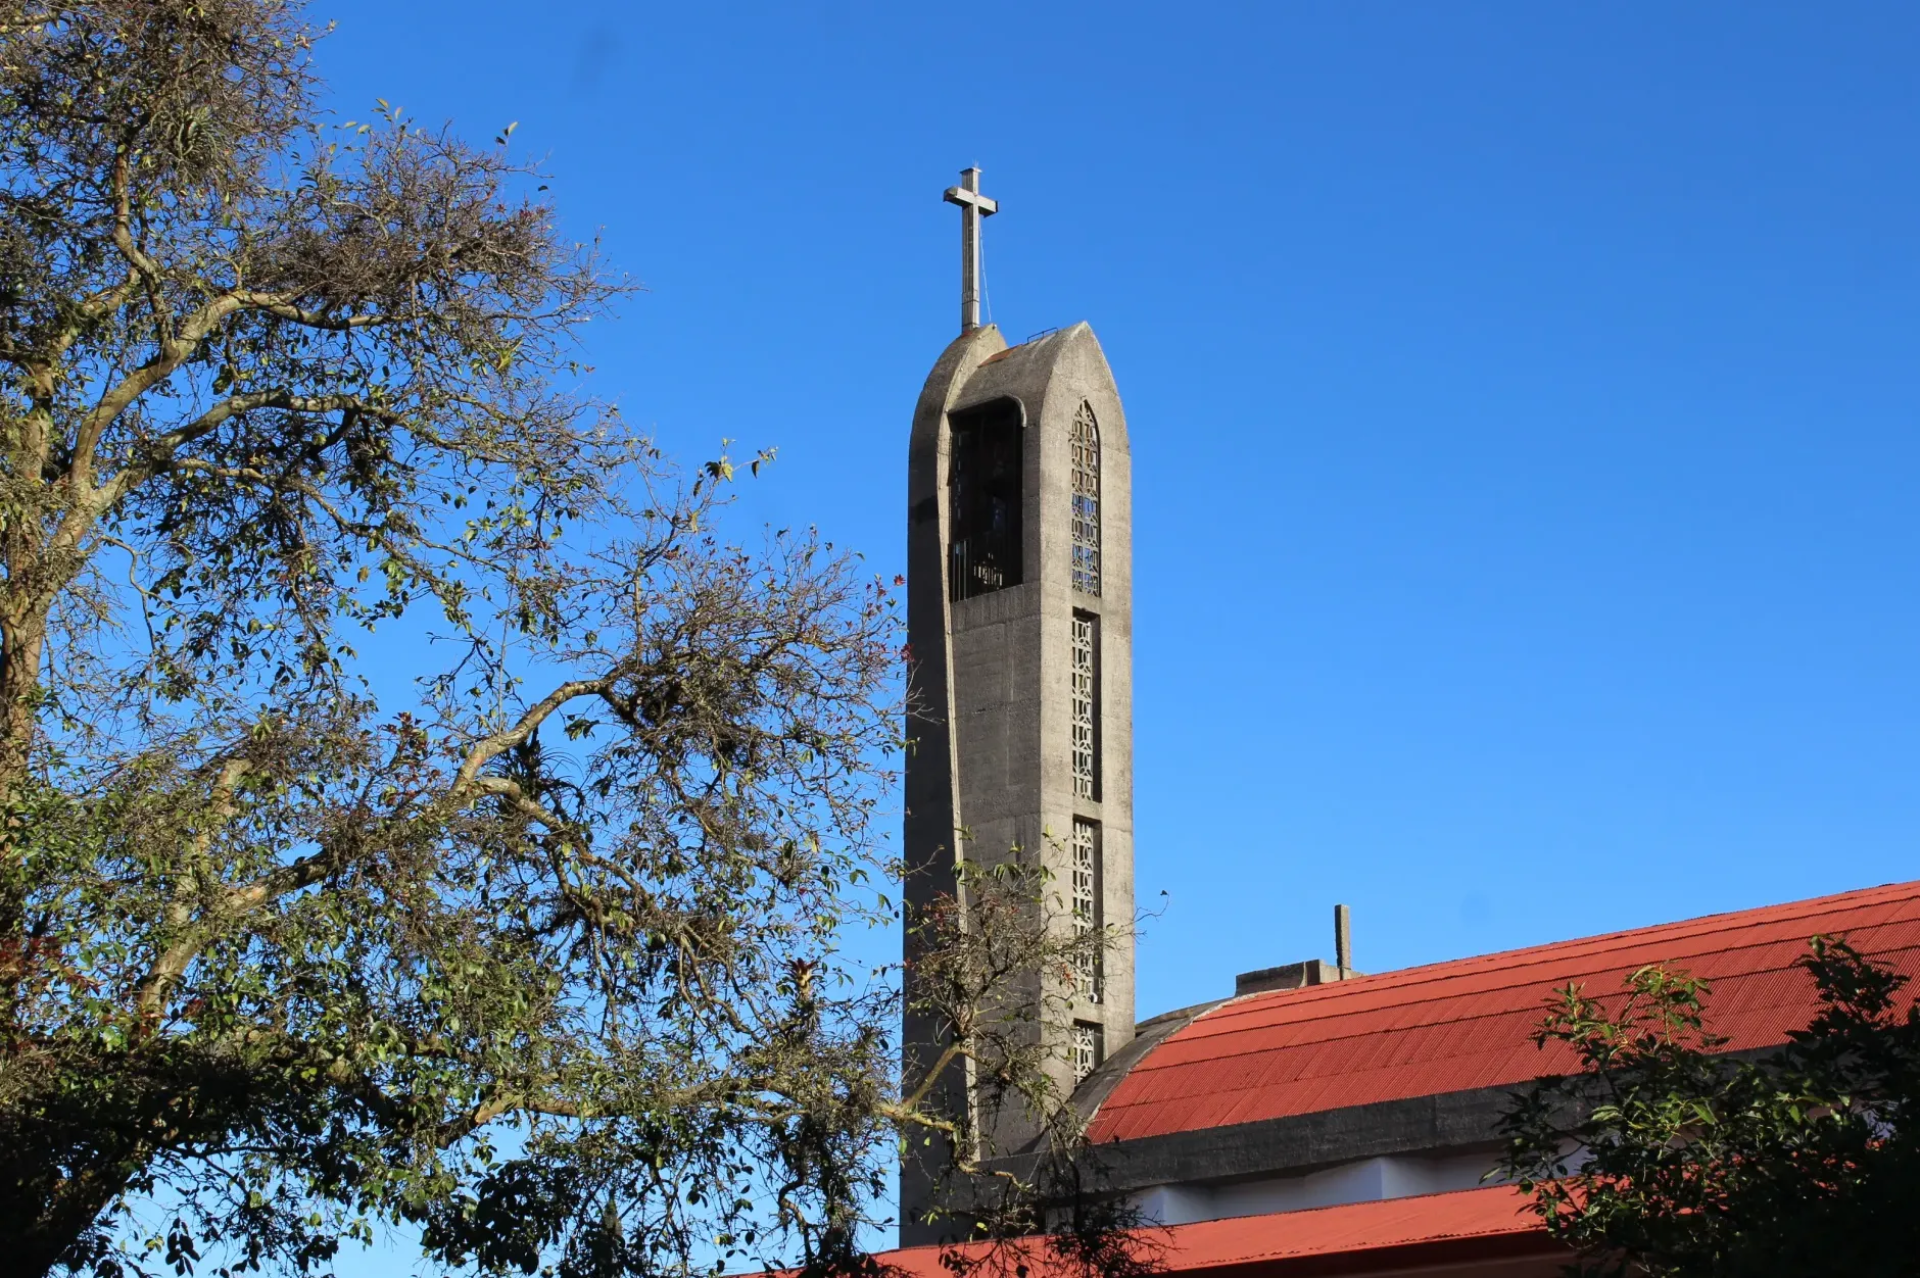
[1232,905,1361,996]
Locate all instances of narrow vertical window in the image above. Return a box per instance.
[1071,819,1101,1004]
[1070,401,1101,596]
[948,398,1023,602]
[1070,611,1099,801]
[1071,1022,1102,1083]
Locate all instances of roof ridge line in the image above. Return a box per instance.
[1187,885,1920,1028]
[1177,937,1920,1050]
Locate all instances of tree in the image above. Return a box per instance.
[902,854,1153,1260]
[1497,937,1920,1278]
[0,3,1126,1275]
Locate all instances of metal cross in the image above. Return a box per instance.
[943,167,998,334]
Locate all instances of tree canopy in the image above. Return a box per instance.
[1498,938,1920,1278]
[0,3,1119,1274]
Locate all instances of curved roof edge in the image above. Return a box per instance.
[1087,879,1920,1146]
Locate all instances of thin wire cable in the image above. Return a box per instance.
[980,194,993,329]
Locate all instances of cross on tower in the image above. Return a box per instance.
[943,167,998,335]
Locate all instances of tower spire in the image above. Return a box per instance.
[943,167,998,334]
[902,313,1136,1243]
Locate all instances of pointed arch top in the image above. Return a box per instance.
[1070,400,1101,596]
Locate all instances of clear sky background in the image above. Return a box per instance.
[311,1,1917,1041]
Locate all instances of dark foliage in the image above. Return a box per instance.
[0,4,1147,1274]
[1498,937,1920,1278]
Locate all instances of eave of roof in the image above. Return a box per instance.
[1137,1185,1553,1276]
[837,1187,1551,1278]
[1090,880,1920,1144]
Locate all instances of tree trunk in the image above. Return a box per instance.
[0,607,42,796]
[4,1157,136,1278]
[0,606,45,1064]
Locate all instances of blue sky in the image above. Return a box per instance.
[312,2,1918,1021]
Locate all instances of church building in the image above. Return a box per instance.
[890,169,1920,1277]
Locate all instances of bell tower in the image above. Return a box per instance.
[900,169,1136,1244]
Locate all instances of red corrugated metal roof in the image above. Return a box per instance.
[843,1188,1549,1278]
[1090,880,1920,1144]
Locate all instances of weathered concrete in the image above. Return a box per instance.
[942,167,998,334]
[1075,1085,1513,1192]
[1234,959,1358,996]
[984,1082,1516,1201]
[901,322,1137,1245]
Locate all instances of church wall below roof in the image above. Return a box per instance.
[1131,1150,1504,1227]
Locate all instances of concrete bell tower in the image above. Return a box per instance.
[900,169,1136,1244]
